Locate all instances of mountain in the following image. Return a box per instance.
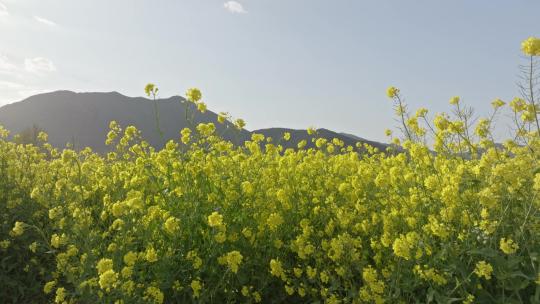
[0,91,387,152]
[0,91,251,152]
[252,128,388,151]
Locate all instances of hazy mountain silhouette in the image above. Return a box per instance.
[251,128,388,151]
[0,91,387,152]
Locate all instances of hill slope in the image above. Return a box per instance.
[0,91,387,152]
[252,128,388,151]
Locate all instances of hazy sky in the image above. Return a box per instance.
[0,0,539,141]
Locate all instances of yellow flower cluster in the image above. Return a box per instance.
[474,261,493,280]
[2,38,540,302]
[386,86,399,98]
[207,211,224,227]
[185,88,202,103]
[521,36,540,56]
[218,250,243,273]
[11,221,25,237]
[499,238,519,255]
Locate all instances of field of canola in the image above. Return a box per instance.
[1,38,540,304]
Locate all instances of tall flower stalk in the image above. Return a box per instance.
[145,83,163,141]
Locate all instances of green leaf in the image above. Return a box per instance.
[468,247,499,258]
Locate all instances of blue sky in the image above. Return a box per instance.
[0,0,539,141]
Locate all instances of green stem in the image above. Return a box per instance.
[529,56,540,134]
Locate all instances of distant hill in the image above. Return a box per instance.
[252,128,388,151]
[0,91,387,152]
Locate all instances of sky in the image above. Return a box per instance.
[0,0,539,142]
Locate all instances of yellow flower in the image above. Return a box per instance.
[43,281,56,294]
[144,286,164,304]
[218,250,243,273]
[186,88,202,102]
[533,173,540,191]
[51,233,65,248]
[449,96,460,105]
[270,259,284,278]
[474,261,493,280]
[180,127,191,144]
[521,37,540,56]
[386,86,399,98]
[463,294,475,304]
[11,221,25,236]
[267,213,284,231]
[241,286,250,297]
[207,211,224,227]
[190,279,202,298]
[362,266,385,295]
[392,233,418,260]
[107,243,117,252]
[234,118,246,129]
[214,232,227,243]
[55,287,66,303]
[285,285,295,295]
[67,245,79,257]
[121,266,133,278]
[187,250,203,269]
[123,251,137,266]
[163,216,180,234]
[509,97,527,112]
[500,238,519,254]
[242,228,253,238]
[145,83,158,97]
[217,112,228,124]
[173,280,182,291]
[283,132,291,141]
[306,266,317,279]
[96,258,113,274]
[320,271,329,283]
[415,108,428,117]
[37,131,48,142]
[491,98,505,109]
[241,181,254,194]
[413,265,447,285]
[98,269,118,290]
[253,291,262,302]
[145,247,159,262]
[197,102,207,113]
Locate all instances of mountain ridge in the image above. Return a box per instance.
[0,90,388,152]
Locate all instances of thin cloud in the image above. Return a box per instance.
[0,2,8,17]
[0,54,57,105]
[34,16,56,26]
[224,1,247,14]
[24,57,56,74]
[0,80,24,89]
[0,53,18,75]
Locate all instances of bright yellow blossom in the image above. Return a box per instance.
[521,36,540,56]
[386,86,399,98]
[474,261,493,280]
[123,251,137,266]
[500,238,519,254]
[11,221,25,237]
[186,88,202,102]
[207,211,224,227]
[163,216,180,234]
[190,279,202,298]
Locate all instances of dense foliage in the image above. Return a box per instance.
[1,38,540,303]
